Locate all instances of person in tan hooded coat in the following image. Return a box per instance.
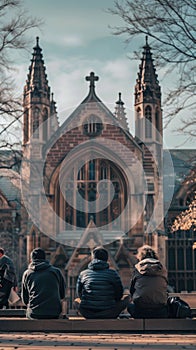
[127,245,168,318]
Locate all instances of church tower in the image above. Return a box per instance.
[22,37,59,259]
[23,37,59,146]
[135,36,162,142]
[134,37,165,263]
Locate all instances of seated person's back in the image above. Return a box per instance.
[127,245,168,318]
[21,248,65,319]
[76,246,129,319]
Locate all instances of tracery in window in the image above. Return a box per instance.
[83,115,103,136]
[57,158,127,230]
[100,162,107,179]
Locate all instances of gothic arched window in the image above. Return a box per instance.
[83,115,103,136]
[32,107,40,138]
[145,105,152,138]
[43,108,48,141]
[24,109,29,143]
[136,107,142,137]
[155,108,160,140]
[56,158,127,231]
[137,107,141,119]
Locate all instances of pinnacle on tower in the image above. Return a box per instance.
[50,92,59,133]
[114,92,129,130]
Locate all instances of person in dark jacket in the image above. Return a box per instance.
[75,246,129,319]
[21,248,65,319]
[0,247,17,309]
[127,245,168,318]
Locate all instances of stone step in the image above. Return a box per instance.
[0,317,195,333]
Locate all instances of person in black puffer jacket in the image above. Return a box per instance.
[75,246,129,319]
[127,245,168,319]
[21,248,65,319]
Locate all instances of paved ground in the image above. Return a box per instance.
[0,333,196,350]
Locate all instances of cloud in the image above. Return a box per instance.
[43,35,84,48]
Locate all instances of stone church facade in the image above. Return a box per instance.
[0,37,195,306]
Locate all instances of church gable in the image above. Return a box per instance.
[65,219,103,276]
[43,72,142,190]
[65,219,119,276]
[37,73,145,240]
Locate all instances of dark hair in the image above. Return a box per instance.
[137,245,158,261]
[31,248,46,261]
[92,246,108,261]
[0,248,4,255]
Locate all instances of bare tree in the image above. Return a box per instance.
[109,0,196,140]
[0,0,42,158]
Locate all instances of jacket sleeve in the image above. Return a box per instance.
[59,271,66,299]
[130,270,136,296]
[21,271,29,305]
[2,258,17,285]
[76,273,83,298]
[113,271,123,301]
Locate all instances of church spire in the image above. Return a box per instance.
[114,92,129,130]
[134,36,162,142]
[23,38,59,145]
[24,36,50,97]
[135,35,161,105]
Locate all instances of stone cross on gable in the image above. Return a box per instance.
[85,72,99,89]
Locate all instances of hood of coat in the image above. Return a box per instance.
[135,258,166,277]
[28,259,51,271]
[88,259,109,270]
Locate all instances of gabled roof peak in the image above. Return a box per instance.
[82,71,101,103]
[86,72,99,90]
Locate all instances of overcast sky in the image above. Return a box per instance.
[13,0,196,149]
